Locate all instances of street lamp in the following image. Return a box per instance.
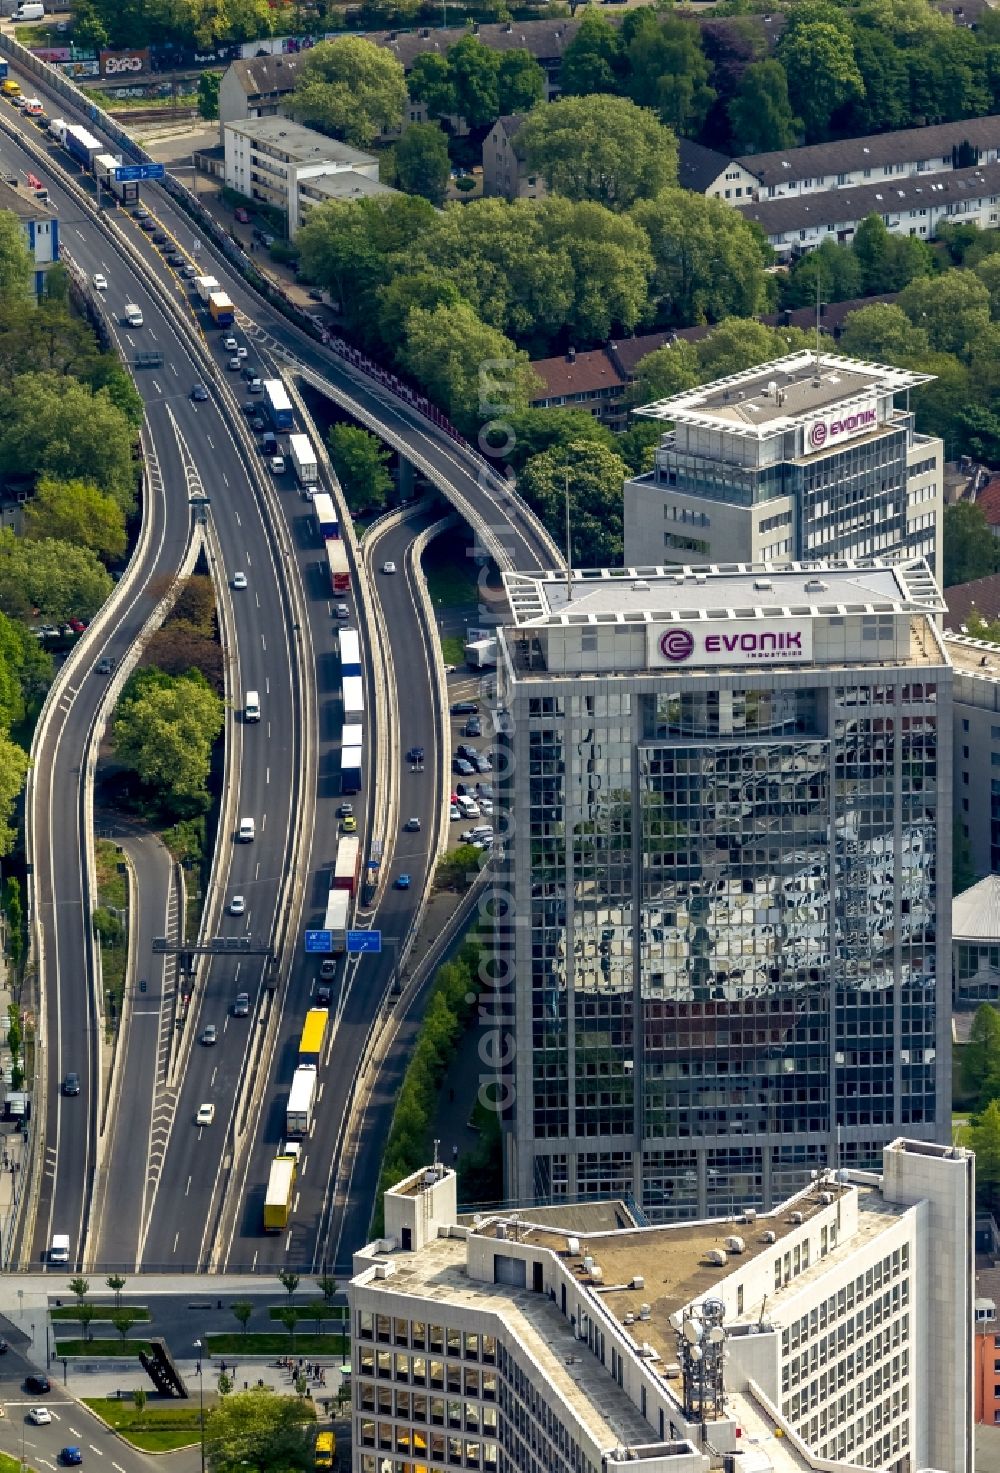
[194,1339,205,1473]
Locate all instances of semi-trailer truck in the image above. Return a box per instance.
[64,124,102,169]
[326,540,349,593]
[333,835,361,896]
[341,745,363,794]
[263,379,293,431]
[94,152,138,204]
[323,888,350,952]
[339,629,361,677]
[263,1154,297,1232]
[313,492,338,540]
[209,291,235,327]
[286,1064,317,1136]
[298,1008,329,1068]
[194,275,220,303]
[289,433,318,489]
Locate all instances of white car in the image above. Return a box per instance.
[236,345,248,359]
[382,560,397,575]
[92,272,107,291]
[28,1409,51,1426]
[270,456,286,474]
[334,603,350,620]
[229,895,245,916]
[449,803,460,821]
[232,572,247,590]
[227,356,241,371]
[222,336,238,352]
[238,817,255,842]
[195,1103,215,1127]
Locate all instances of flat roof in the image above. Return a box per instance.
[953,873,1000,943]
[636,351,931,435]
[224,115,375,166]
[502,559,945,629]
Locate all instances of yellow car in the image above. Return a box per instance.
[341,816,357,833]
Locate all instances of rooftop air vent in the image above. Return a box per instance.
[725,1235,746,1254]
[566,1236,580,1255]
[762,1230,777,1244]
[789,1211,804,1225]
[754,579,773,592]
[705,1247,728,1266]
[819,1192,833,1205]
[805,579,828,592]
[743,1208,757,1224]
[632,580,650,591]
[631,1275,645,1290]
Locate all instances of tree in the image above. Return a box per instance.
[205,1388,314,1473]
[77,1304,96,1344]
[727,59,800,154]
[518,440,632,567]
[407,53,456,121]
[106,1274,126,1311]
[501,408,615,474]
[497,50,545,115]
[24,477,127,563]
[110,1309,138,1349]
[518,95,678,211]
[231,1301,253,1337]
[0,375,136,511]
[376,273,465,349]
[696,317,815,380]
[560,9,622,96]
[197,70,221,121]
[632,189,770,325]
[905,351,973,451]
[973,253,1000,319]
[777,15,865,140]
[0,613,51,730]
[617,421,663,476]
[838,303,930,363]
[113,668,224,814]
[0,211,32,303]
[278,1271,300,1303]
[133,1388,146,1419]
[436,845,487,891]
[970,1099,1000,1209]
[625,13,716,136]
[217,1371,234,1397]
[290,38,407,147]
[328,424,392,515]
[628,339,702,405]
[942,500,1000,587]
[69,1277,90,1306]
[316,1274,338,1307]
[897,270,991,358]
[400,301,541,436]
[276,1306,300,1347]
[447,36,501,129]
[0,531,112,624]
[781,239,861,309]
[395,123,450,208]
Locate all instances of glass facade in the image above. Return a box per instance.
[515,672,943,1219]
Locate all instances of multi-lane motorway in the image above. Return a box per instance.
[0,42,561,1273]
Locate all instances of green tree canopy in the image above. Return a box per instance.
[399,301,540,436]
[0,732,29,858]
[518,95,678,211]
[407,53,456,120]
[501,408,615,474]
[963,1004,1000,1104]
[24,477,127,563]
[113,668,224,815]
[897,269,991,358]
[197,70,221,121]
[533,196,654,344]
[970,1098,1000,1208]
[942,500,1000,587]
[631,189,771,325]
[0,530,112,623]
[851,213,933,294]
[448,35,501,128]
[560,9,622,96]
[328,424,393,514]
[837,303,930,362]
[781,239,861,309]
[696,318,815,379]
[624,12,716,135]
[628,339,702,405]
[727,59,800,154]
[0,374,136,511]
[497,50,546,115]
[205,1388,314,1473]
[395,123,450,208]
[0,210,32,303]
[777,12,865,140]
[0,613,50,729]
[518,440,631,567]
[290,38,408,146]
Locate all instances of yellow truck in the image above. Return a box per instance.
[263,1154,297,1232]
[314,1432,335,1470]
[1,80,22,98]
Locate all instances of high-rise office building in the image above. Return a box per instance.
[351,1139,973,1473]
[494,561,951,1217]
[622,352,942,574]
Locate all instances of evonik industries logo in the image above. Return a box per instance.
[809,406,876,449]
[659,628,695,663]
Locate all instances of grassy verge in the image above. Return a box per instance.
[91,90,199,113]
[205,1333,350,1356]
[83,1399,212,1453]
[94,840,129,1040]
[441,635,466,666]
[422,533,479,610]
[55,1339,153,1356]
[266,1303,347,1322]
[0,1454,37,1473]
[50,1306,151,1321]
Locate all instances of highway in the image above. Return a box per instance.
[0,117,306,1272]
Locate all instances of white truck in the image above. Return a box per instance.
[288,433,318,489]
[465,637,497,669]
[286,1063,317,1136]
[194,274,221,304]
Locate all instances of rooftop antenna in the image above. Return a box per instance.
[813,270,822,385]
[564,466,573,603]
[433,1138,440,1170]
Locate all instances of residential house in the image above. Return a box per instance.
[481,115,545,200]
[0,177,58,297]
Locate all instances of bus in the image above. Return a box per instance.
[314,1432,335,1470]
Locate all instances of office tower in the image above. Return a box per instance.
[351,1139,973,1473]
[494,561,951,1219]
[623,352,942,574]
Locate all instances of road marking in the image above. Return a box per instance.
[265,768,270,786]
[285,1231,292,1251]
[173,1232,179,1252]
[222,473,229,486]
[265,677,270,695]
[317,1083,324,1103]
[152,381,162,394]
[300,1156,307,1176]
[211,1067,217,1087]
[293,1191,300,1214]
[169,362,178,375]
[69,1428,80,1437]
[148,330,157,341]
[185,1175,191,1197]
[113,1462,127,1471]
[88,1445,102,1456]
[207,435,215,450]
[235,510,241,527]
[261,635,266,652]
[261,813,266,831]
[252,1251,258,1271]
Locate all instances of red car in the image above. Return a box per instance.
[69,618,88,634]
[234,207,250,224]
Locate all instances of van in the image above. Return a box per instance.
[456,795,480,818]
[49,1233,70,1265]
[238,817,255,842]
[244,690,260,723]
[14,3,46,20]
[123,304,143,328]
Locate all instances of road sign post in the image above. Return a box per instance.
[114,163,166,183]
[347,930,382,955]
[305,930,333,954]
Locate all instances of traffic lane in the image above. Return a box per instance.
[92,829,172,1269]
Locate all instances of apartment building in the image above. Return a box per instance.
[623,351,942,574]
[494,560,951,1216]
[945,632,1000,877]
[0,176,59,297]
[481,114,546,201]
[351,1140,973,1473]
[222,117,389,236]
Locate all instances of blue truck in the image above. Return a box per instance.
[262,379,293,432]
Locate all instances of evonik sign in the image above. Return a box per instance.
[648,618,813,669]
[804,396,878,454]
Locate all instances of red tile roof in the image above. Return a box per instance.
[977,477,1000,527]
[944,570,1000,632]
[531,347,623,400]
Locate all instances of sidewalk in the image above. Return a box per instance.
[0,929,28,1266]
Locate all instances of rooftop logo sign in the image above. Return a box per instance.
[804,396,877,454]
[649,619,813,669]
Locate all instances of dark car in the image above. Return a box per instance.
[406,746,425,763]
[242,363,258,382]
[242,400,255,416]
[132,205,150,219]
[167,252,184,267]
[191,384,208,402]
[251,414,266,431]
[453,757,474,776]
[451,701,478,716]
[62,1072,80,1097]
[25,1376,51,1395]
[457,743,477,761]
[308,289,324,303]
[316,982,332,1006]
[60,1449,83,1466]
[152,230,168,245]
[464,717,482,737]
[140,218,157,232]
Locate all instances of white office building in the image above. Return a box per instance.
[623,352,942,577]
[494,561,952,1217]
[351,1140,973,1473]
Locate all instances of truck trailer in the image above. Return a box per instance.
[326,540,349,594]
[93,152,138,204]
[298,1008,329,1068]
[342,674,364,720]
[289,433,318,489]
[286,1065,317,1136]
[208,291,235,327]
[194,275,220,304]
[323,888,350,953]
[64,124,102,169]
[333,834,361,895]
[341,745,363,795]
[263,1154,297,1231]
[339,628,361,677]
[263,379,293,431]
[313,492,339,541]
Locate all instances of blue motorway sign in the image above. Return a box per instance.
[114,163,166,183]
[304,929,333,954]
[348,930,382,955]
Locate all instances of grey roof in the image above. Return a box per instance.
[225,115,375,165]
[738,160,1000,236]
[738,114,1000,187]
[303,172,396,202]
[677,136,730,193]
[953,874,1000,943]
[229,52,303,100]
[0,177,53,220]
[502,558,944,628]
